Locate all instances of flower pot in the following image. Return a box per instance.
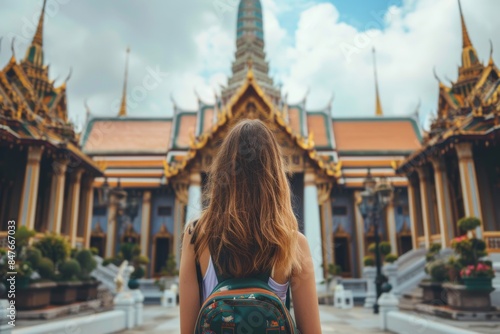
[16,281,57,310]
[443,283,494,311]
[128,278,140,290]
[462,277,493,291]
[419,281,447,305]
[77,280,99,301]
[51,281,82,305]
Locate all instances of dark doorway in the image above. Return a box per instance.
[154,237,171,274]
[289,173,304,233]
[90,236,106,257]
[334,236,351,276]
[399,235,413,255]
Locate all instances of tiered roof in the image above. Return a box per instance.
[0,0,101,174]
[397,0,500,173]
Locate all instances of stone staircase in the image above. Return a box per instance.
[399,286,423,311]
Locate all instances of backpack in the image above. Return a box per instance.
[191,223,300,334]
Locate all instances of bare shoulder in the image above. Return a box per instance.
[296,231,310,253]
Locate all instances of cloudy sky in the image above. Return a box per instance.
[1,0,499,132]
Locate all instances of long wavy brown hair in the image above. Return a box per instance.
[193,119,301,278]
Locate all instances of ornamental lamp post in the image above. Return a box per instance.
[358,172,393,314]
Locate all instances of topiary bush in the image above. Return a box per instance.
[58,259,81,281]
[15,226,36,250]
[458,217,481,234]
[368,243,376,254]
[379,242,392,256]
[385,254,398,264]
[426,259,449,283]
[75,249,97,280]
[34,234,70,267]
[364,256,375,267]
[25,247,42,268]
[37,257,55,280]
[130,266,145,280]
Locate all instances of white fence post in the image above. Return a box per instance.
[114,292,136,329]
[378,292,399,331]
[363,267,377,308]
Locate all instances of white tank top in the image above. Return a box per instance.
[202,256,289,304]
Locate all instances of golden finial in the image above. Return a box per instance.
[33,0,47,47]
[489,39,495,67]
[118,47,130,117]
[373,47,384,116]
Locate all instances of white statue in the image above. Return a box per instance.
[115,260,129,293]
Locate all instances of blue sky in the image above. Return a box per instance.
[1,0,499,130]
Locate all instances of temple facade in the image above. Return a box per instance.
[397,0,500,253]
[82,0,421,280]
[0,0,102,248]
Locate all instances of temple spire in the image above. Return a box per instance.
[457,0,479,69]
[373,48,383,117]
[118,47,130,117]
[24,0,47,67]
[458,0,472,49]
[33,0,47,47]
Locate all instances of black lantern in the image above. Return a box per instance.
[357,171,393,314]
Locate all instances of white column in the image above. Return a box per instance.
[304,173,323,289]
[354,191,366,274]
[69,170,83,247]
[18,146,43,229]
[386,200,398,256]
[83,178,95,248]
[431,157,454,248]
[407,179,420,250]
[140,191,152,257]
[47,159,69,233]
[106,194,118,258]
[185,172,202,225]
[417,167,432,248]
[456,142,483,238]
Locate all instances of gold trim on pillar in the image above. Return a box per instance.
[48,158,69,234]
[18,145,43,229]
[417,167,432,248]
[431,157,453,248]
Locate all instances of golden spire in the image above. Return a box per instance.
[488,39,495,67]
[33,0,47,46]
[458,0,472,49]
[373,48,383,117]
[118,47,130,117]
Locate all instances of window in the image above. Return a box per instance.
[157,206,172,217]
[332,206,348,216]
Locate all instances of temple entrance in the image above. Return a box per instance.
[152,224,173,276]
[333,226,352,277]
[90,222,106,257]
[121,224,139,244]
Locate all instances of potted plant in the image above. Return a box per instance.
[363,256,375,267]
[75,249,99,301]
[384,254,398,264]
[443,217,496,311]
[419,243,447,304]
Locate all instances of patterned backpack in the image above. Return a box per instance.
[190,221,299,334]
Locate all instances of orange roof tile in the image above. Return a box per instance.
[202,108,214,133]
[288,108,301,134]
[84,119,172,154]
[307,114,330,147]
[333,119,421,153]
[175,114,197,148]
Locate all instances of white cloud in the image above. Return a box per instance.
[2,0,500,131]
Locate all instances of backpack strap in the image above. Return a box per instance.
[189,220,204,308]
[285,285,291,310]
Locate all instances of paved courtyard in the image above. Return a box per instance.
[120,305,388,334]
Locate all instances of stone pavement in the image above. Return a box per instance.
[120,305,389,334]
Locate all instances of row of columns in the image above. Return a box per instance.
[17,145,95,248]
[408,142,482,249]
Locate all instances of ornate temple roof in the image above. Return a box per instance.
[0,0,101,175]
[397,0,500,173]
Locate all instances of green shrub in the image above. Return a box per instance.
[130,266,145,280]
[15,226,36,250]
[76,249,97,280]
[90,247,99,256]
[426,259,448,283]
[328,264,342,276]
[59,259,81,281]
[429,243,442,253]
[102,258,113,266]
[458,217,481,233]
[161,254,178,276]
[426,243,442,263]
[37,257,55,280]
[120,243,140,262]
[363,256,375,267]
[25,247,42,268]
[368,243,376,254]
[379,242,392,256]
[34,234,70,267]
[385,254,398,264]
